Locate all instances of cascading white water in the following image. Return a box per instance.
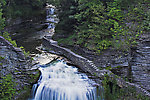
[29,5,104,100]
[31,60,103,100]
[46,5,57,26]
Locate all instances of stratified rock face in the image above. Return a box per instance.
[130,33,150,92]
[53,33,150,92]
[0,36,39,99]
[42,33,150,96]
[42,36,126,88]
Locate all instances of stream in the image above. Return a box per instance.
[11,4,104,100]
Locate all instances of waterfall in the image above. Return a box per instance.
[29,5,104,100]
[45,5,58,33]
[30,60,104,100]
[50,8,55,15]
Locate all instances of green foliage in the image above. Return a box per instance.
[0,56,5,61]
[54,0,78,37]
[0,1,18,47]
[57,34,77,45]
[3,0,47,19]
[0,0,6,30]
[102,74,122,100]
[20,46,30,57]
[0,28,30,58]
[29,70,40,83]
[105,66,112,70]
[102,74,150,100]
[97,40,111,53]
[54,0,149,53]
[0,0,5,67]
[75,0,111,47]
[0,32,17,47]
[0,32,30,57]
[0,74,16,100]
[107,0,123,21]
[0,56,4,65]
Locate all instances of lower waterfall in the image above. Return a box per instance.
[30,60,104,100]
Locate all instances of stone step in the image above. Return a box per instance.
[132,59,150,63]
[133,78,150,83]
[134,82,150,89]
[136,50,150,54]
[136,49,150,53]
[132,63,150,66]
[142,46,150,49]
[131,66,150,71]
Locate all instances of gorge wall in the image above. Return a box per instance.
[0,36,40,100]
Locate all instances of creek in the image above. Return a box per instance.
[10,5,104,100]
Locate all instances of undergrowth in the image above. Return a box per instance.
[0,74,16,100]
[102,74,150,100]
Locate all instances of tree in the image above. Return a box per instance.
[74,0,112,50]
[3,0,47,18]
[0,0,6,31]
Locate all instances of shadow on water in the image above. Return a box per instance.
[9,21,50,53]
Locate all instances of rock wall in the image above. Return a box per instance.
[130,33,150,92]
[0,36,40,100]
[42,35,150,97]
[52,33,150,93]
[61,44,131,78]
[42,36,110,77]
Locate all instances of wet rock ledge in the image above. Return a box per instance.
[42,35,150,97]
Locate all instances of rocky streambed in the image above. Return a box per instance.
[1,4,149,100]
